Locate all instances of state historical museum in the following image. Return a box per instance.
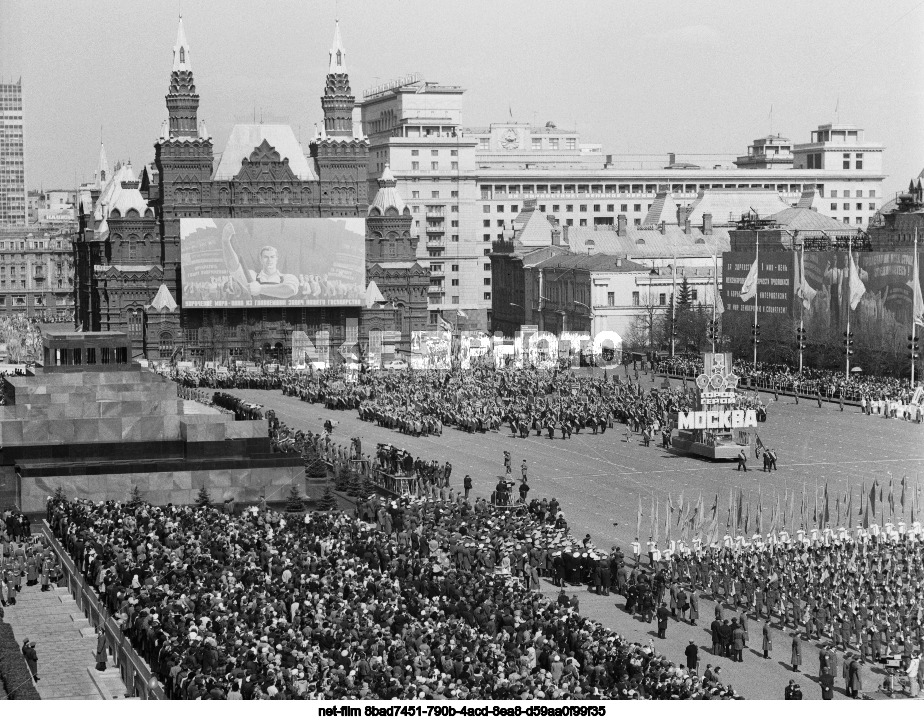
[74,19,429,363]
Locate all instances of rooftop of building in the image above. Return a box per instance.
[687,188,791,225]
[213,124,318,181]
[563,225,731,258]
[533,253,647,273]
[767,207,855,232]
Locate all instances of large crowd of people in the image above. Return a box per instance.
[45,494,741,700]
[657,354,922,411]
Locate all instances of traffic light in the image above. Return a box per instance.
[796,325,807,350]
[843,330,854,357]
[910,334,920,360]
[751,323,761,345]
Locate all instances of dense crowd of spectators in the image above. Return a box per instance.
[657,354,920,405]
[46,495,741,700]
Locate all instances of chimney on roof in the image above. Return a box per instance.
[659,221,666,235]
[617,214,627,237]
[677,206,689,227]
[703,213,713,236]
[616,257,622,267]
[684,217,691,235]
[562,224,570,246]
[551,226,561,246]
[668,152,676,166]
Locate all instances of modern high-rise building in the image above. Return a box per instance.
[0,79,27,227]
[361,77,886,332]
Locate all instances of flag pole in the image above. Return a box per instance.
[913,229,918,387]
[754,230,759,367]
[799,246,805,375]
[846,234,852,380]
[712,252,718,354]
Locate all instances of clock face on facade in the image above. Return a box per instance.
[501,129,520,150]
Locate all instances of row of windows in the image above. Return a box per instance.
[829,189,875,198]
[410,190,460,199]
[476,137,576,151]
[410,162,460,171]
[486,203,644,214]
[831,203,876,211]
[410,149,459,157]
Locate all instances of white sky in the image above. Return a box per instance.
[1,0,922,197]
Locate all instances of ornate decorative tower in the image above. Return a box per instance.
[153,16,214,313]
[320,21,354,137]
[364,167,429,347]
[165,16,198,139]
[311,22,368,218]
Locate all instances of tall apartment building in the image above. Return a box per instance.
[0,227,75,318]
[361,75,886,332]
[0,79,27,227]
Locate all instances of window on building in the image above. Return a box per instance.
[412,205,420,213]
[869,203,876,211]
[843,190,851,198]
[843,218,850,224]
[497,205,504,212]
[842,203,849,210]
[484,249,491,256]
[412,191,420,199]
[451,205,459,212]
[428,249,443,257]
[484,263,491,271]
[855,153,863,170]
[429,311,440,324]
[478,138,489,150]
[450,150,458,156]
[411,149,419,156]
[431,191,440,198]
[431,263,443,272]
[580,205,587,212]
[634,218,641,226]
[511,205,518,212]
[830,203,838,211]
[430,149,438,156]
[483,292,491,300]
[691,289,698,302]
[451,279,459,286]
[634,204,641,212]
[431,162,439,170]
[856,218,863,226]
[856,203,862,211]
[483,278,491,285]
[412,162,419,170]
[451,220,459,227]
[868,189,876,198]
[483,234,491,241]
[450,162,458,170]
[607,292,615,306]
[497,220,504,227]
[451,295,459,304]
[548,138,560,150]
[532,138,541,150]
[830,190,838,198]
[632,291,640,306]
[855,190,863,198]
[579,219,587,226]
[451,234,459,242]
[620,204,628,212]
[566,219,574,226]
[552,205,560,212]
[659,293,666,305]
[483,204,490,213]
[451,264,459,271]
[483,220,490,227]
[843,153,851,170]
[566,205,573,212]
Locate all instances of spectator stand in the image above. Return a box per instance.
[372,468,414,497]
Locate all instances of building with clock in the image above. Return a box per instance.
[361,79,885,335]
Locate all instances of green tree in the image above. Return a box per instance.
[284,484,304,513]
[317,485,337,512]
[52,486,68,504]
[127,485,144,509]
[195,487,213,508]
[676,277,693,312]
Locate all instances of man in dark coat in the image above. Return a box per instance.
[22,638,38,681]
[685,640,699,673]
[656,603,669,639]
[711,618,724,656]
[784,680,802,699]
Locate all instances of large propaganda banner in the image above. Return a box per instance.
[721,253,794,316]
[180,218,365,307]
